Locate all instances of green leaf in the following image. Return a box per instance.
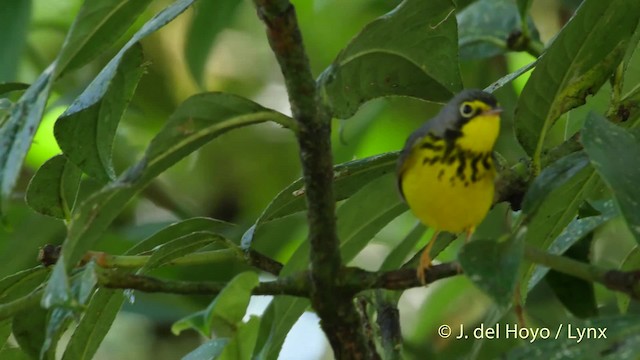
[243,152,398,248]
[516,0,533,20]
[545,235,598,318]
[527,202,617,291]
[70,261,98,306]
[41,307,73,359]
[218,316,261,360]
[138,232,221,273]
[380,222,426,271]
[185,0,241,85]
[0,267,48,302]
[0,348,31,360]
[59,220,233,360]
[514,0,640,160]
[254,298,308,360]
[0,0,196,215]
[520,160,602,298]
[458,234,524,308]
[0,83,30,97]
[61,289,125,360]
[54,0,153,76]
[319,0,461,119]
[59,92,284,270]
[25,155,81,219]
[55,43,146,182]
[583,113,640,244]
[458,0,536,59]
[256,174,406,359]
[41,258,71,309]
[172,272,259,338]
[12,306,47,359]
[0,318,10,350]
[0,69,54,215]
[0,0,30,82]
[182,339,229,360]
[505,315,640,359]
[521,152,590,217]
[128,217,236,255]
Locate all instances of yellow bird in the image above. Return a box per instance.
[397,89,502,283]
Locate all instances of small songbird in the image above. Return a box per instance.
[396,89,502,283]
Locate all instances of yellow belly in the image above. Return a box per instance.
[401,152,495,233]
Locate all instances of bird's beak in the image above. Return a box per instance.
[483,107,503,116]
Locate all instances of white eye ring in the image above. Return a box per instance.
[459,103,474,118]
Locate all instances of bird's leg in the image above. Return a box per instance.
[464,227,475,243]
[417,231,440,284]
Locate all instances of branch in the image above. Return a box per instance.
[39,244,284,276]
[95,263,462,297]
[253,0,373,358]
[523,244,640,300]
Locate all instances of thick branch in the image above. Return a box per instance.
[253,0,372,358]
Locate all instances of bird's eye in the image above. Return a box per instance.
[459,103,474,118]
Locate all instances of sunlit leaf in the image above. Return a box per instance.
[55,43,146,182]
[583,113,640,244]
[172,272,259,338]
[25,155,81,219]
[515,0,640,160]
[319,0,461,119]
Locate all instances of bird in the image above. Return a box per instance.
[396,89,502,284]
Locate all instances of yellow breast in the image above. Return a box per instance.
[399,112,500,233]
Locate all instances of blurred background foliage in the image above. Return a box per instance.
[1,0,639,359]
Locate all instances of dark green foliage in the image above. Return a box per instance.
[1,0,640,359]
